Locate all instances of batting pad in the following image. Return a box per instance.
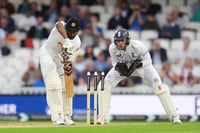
[61,76,73,117]
[154,84,179,121]
[45,71,64,122]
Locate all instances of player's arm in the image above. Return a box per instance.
[140,52,152,67]
[126,41,150,76]
[56,21,72,53]
[109,44,128,76]
[138,41,152,67]
[126,59,143,76]
[109,44,118,66]
[110,54,128,76]
[56,21,67,39]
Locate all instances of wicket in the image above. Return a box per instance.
[86,71,105,125]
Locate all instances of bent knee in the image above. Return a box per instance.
[45,71,62,90]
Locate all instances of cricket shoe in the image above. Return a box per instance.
[53,119,65,125]
[172,116,182,124]
[96,118,109,125]
[64,116,75,125]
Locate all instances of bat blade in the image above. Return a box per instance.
[64,62,74,98]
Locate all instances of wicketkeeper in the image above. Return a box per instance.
[39,18,81,125]
[97,28,181,124]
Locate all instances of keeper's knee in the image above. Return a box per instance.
[154,84,170,96]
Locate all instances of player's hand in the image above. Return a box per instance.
[64,38,73,54]
[60,47,72,61]
[64,63,72,76]
[58,40,73,55]
[115,63,129,76]
[64,46,73,54]
[126,59,143,77]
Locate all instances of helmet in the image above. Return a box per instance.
[114,28,130,45]
[65,17,80,32]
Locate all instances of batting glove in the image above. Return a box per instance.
[64,63,72,76]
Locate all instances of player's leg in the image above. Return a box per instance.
[154,84,181,124]
[40,48,64,125]
[142,65,181,124]
[60,76,75,125]
[44,70,65,125]
[97,68,125,124]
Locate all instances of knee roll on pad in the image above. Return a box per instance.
[154,84,179,121]
[45,70,62,90]
[60,76,66,92]
[45,71,64,122]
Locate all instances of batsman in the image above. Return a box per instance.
[39,18,81,125]
[97,28,181,124]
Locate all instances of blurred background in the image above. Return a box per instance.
[0,0,200,122]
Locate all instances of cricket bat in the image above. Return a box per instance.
[64,61,74,98]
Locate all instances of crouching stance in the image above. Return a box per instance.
[97,28,181,124]
[39,18,81,125]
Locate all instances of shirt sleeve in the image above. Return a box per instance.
[73,36,81,52]
[60,21,66,26]
[136,41,152,67]
[109,43,118,67]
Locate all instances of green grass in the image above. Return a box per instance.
[0,121,199,133]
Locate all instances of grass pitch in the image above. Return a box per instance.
[0,121,199,133]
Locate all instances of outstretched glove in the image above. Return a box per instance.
[126,59,143,77]
[115,63,129,76]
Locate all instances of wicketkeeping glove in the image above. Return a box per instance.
[115,63,129,76]
[126,59,143,77]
